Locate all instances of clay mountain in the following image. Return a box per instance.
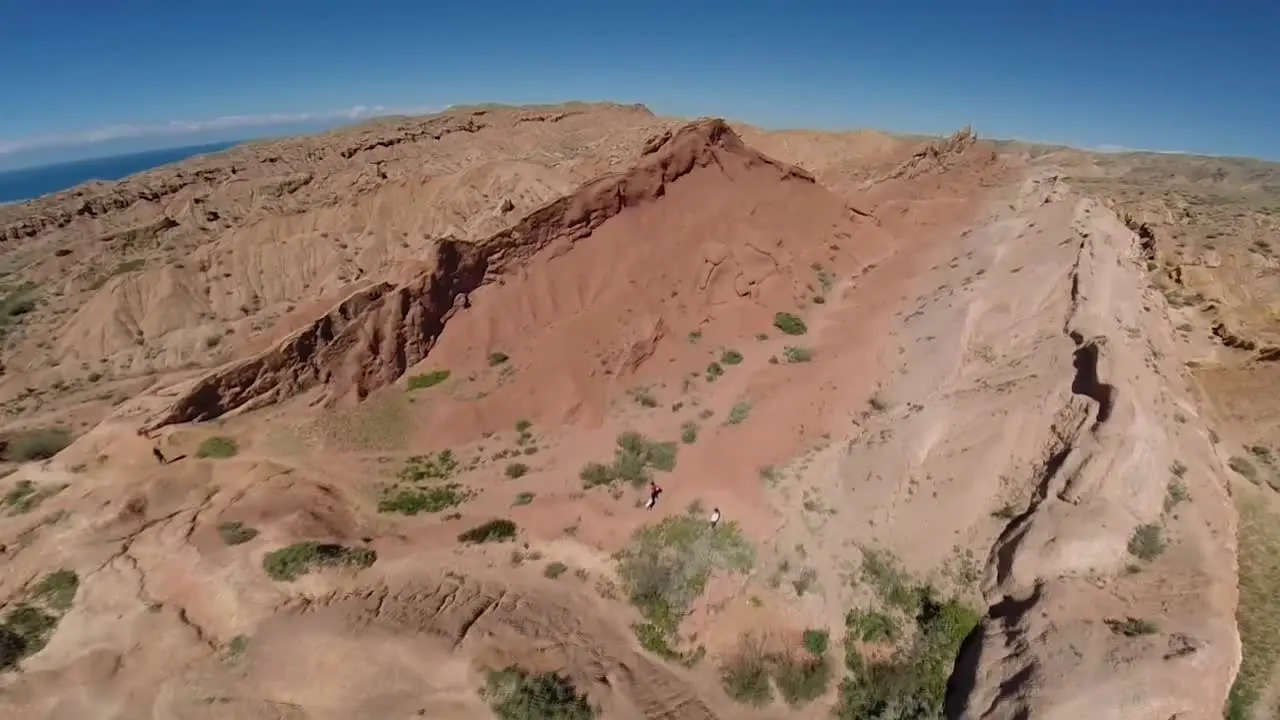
[0,101,1277,720]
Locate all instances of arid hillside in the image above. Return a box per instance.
[0,103,1270,720]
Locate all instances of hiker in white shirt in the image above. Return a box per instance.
[710,508,721,529]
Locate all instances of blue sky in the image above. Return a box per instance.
[2,0,1278,169]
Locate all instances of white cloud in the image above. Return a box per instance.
[0,104,442,155]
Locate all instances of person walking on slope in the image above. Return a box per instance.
[710,507,721,529]
[644,481,663,510]
[152,446,167,465]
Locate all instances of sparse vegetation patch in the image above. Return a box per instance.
[407,369,451,390]
[783,346,813,363]
[773,312,808,336]
[482,666,596,720]
[262,542,376,581]
[217,521,260,545]
[1227,493,1280,719]
[1,427,71,462]
[721,630,833,707]
[837,560,980,719]
[458,518,518,544]
[0,568,79,669]
[3,479,68,516]
[616,515,754,664]
[197,436,238,459]
[1127,523,1166,561]
[579,432,678,489]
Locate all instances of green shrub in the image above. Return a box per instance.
[721,349,744,366]
[513,492,535,506]
[31,569,78,611]
[783,346,814,363]
[398,450,459,482]
[407,370,451,390]
[2,428,72,462]
[773,313,808,336]
[262,542,376,581]
[705,361,724,381]
[581,432,679,489]
[3,479,67,516]
[458,519,518,544]
[579,462,615,488]
[217,521,260,545]
[1106,617,1158,637]
[489,352,510,366]
[378,484,469,514]
[1128,523,1166,561]
[725,401,751,425]
[197,436,238,459]
[837,593,980,719]
[544,562,568,579]
[617,516,754,660]
[505,462,529,479]
[482,666,596,720]
[680,422,698,444]
[720,642,774,706]
[845,609,901,643]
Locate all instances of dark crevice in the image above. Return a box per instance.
[1068,332,1115,425]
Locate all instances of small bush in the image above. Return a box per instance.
[2,428,72,462]
[720,642,774,706]
[262,542,376,581]
[803,628,830,656]
[1229,456,1258,482]
[579,462,615,489]
[1164,478,1189,512]
[217,521,260,545]
[458,519,518,544]
[583,432,679,489]
[544,562,569,579]
[407,370,451,390]
[379,484,469,514]
[1106,616,1158,637]
[629,387,659,408]
[515,419,532,433]
[3,479,67,516]
[197,436,238,459]
[680,422,698,444]
[399,450,459,482]
[721,349,744,366]
[0,603,56,667]
[725,401,751,425]
[845,608,901,643]
[705,362,724,381]
[783,346,813,363]
[32,569,78,611]
[2,432,65,465]
[772,652,831,706]
[1128,523,1166,561]
[513,492,535,506]
[505,462,529,479]
[773,313,808,336]
[482,666,596,720]
[489,352,510,366]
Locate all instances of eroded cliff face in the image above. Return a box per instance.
[140,118,819,430]
[947,174,1240,719]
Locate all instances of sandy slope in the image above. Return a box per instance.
[0,106,1245,719]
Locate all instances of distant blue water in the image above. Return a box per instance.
[0,141,241,204]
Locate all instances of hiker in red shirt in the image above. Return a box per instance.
[644,481,663,510]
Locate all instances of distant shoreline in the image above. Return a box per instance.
[0,141,241,205]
